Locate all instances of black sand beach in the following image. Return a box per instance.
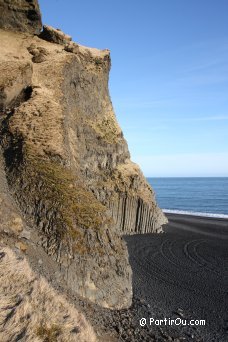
[124,213,228,341]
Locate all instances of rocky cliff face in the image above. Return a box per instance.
[0,0,42,34]
[0,1,167,309]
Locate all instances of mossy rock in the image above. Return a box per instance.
[88,115,121,144]
[21,149,108,249]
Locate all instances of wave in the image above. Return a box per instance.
[162,209,228,219]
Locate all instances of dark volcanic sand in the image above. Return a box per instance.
[124,214,228,342]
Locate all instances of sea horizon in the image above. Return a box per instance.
[147,176,228,178]
[147,177,228,218]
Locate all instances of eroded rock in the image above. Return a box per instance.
[0,61,33,111]
[64,42,80,54]
[0,0,42,34]
[39,25,72,45]
[27,43,49,63]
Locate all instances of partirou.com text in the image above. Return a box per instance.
[139,317,206,327]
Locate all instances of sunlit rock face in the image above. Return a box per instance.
[0,0,167,309]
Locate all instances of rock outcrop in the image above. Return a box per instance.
[0,0,42,35]
[0,0,167,310]
[39,25,72,45]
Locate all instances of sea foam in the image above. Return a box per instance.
[163,209,228,219]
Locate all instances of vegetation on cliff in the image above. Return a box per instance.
[0,0,166,311]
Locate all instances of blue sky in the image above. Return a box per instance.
[39,0,228,176]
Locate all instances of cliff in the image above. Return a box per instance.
[0,0,167,311]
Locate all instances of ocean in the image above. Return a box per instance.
[147,177,228,218]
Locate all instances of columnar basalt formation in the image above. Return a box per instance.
[0,0,167,309]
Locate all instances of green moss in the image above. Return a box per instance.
[94,57,103,66]
[88,115,120,144]
[24,151,107,241]
[36,323,62,342]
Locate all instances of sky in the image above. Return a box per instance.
[39,0,228,177]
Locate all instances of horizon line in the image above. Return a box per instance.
[146,176,228,178]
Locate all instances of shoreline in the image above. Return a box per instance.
[163,209,228,220]
[165,212,228,222]
[164,212,228,240]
